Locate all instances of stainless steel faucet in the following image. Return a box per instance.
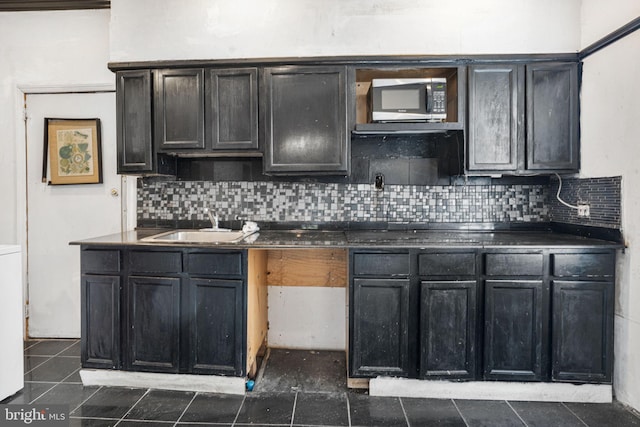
[206,208,219,229]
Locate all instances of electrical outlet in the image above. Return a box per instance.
[577,204,590,217]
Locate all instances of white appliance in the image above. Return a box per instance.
[0,245,24,401]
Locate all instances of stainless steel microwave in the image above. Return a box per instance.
[369,78,447,122]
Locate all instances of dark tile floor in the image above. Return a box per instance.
[3,339,640,426]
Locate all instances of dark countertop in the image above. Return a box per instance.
[71,228,623,249]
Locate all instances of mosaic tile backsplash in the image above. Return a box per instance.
[138,180,549,225]
[548,176,621,229]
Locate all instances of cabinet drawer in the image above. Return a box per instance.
[485,253,543,276]
[129,251,182,274]
[82,249,121,274]
[552,253,615,277]
[352,252,410,277]
[419,253,476,276]
[187,252,244,277]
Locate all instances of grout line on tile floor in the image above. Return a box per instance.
[174,391,198,426]
[69,416,121,423]
[32,384,59,404]
[114,388,151,426]
[561,402,590,427]
[70,385,103,414]
[52,340,81,358]
[290,391,298,427]
[451,399,471,427]
[505,400,529,427]
[398,397,411,427]
[230,393,247,427]
[23,341,41,351]
[24,357,53,375]
[59,367,82,383]
[345,392,352,427]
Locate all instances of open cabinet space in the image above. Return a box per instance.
[246,248,348,382]
[354,66,464,134]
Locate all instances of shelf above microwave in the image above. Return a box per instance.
[352,121,463,135]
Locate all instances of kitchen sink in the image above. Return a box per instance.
[142,229,254,244]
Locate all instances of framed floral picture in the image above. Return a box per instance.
[43,118,103,185]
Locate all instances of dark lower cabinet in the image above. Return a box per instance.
[552,280,613,383]
[350,278,412,377]
[188,278,244,375]
[483,280,547,381]
[81,247,247,377]
[420,280,477,380]
[81,274,121,369]
[127,276,181,373]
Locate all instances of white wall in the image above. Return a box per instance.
[110,0,581,62]
[0,9,113,245]
[580,0,640,412]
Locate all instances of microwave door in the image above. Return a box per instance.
[370,83,428,122]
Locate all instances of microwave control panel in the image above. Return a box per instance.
[427,78,447,121]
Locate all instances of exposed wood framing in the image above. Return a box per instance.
[266,249,348,287]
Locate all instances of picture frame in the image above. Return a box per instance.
[43,118,103,185]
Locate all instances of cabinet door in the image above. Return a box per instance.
[155,68,205,150]
[262,66,349,174]
[350,278,411,377]
[420,280,477,380]
[552,280,613,383]
[187,278,245,375]
[206,68,258,151]
[81,274,120,369]
[484,280,546,381]
[117,70,153,173]
[127,276,181,373]
[467,65,523,172]
[526,62,579,172]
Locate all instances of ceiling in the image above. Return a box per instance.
[0,0,109,11]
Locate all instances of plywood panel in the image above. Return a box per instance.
[246,249,268,377]
[267,286,347,350]
[266,249,347,287]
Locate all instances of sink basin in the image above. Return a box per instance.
[143,229,253,244]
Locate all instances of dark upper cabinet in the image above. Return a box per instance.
[206,68,259,151]
[116,70,154,173]
[467,64,523,172]
[526,62,580,171]
[155,68,205,150]
[116,70,176,175]
[484,279,547,381]
[467,62,579,174]
[126,276,181,373]
[262,66,349,175]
